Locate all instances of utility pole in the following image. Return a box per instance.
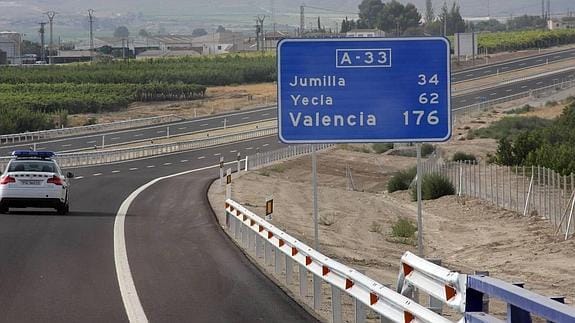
[547,0,551,20]
[88,9,95,62]
[45,11,56,65]
[300,5,305,36]
[38,22,46,63]
[256,16,266,52]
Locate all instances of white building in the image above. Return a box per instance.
[0,32,22,64]
[548,18,575,30]
[346,29,386,38]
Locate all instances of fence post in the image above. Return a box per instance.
[508,283,532,323]
[496,165,499,207]
[299,265,308,299]
[331,285,343,323]
[313,274,321,310]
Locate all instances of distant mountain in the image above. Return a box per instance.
[1,0,573,40]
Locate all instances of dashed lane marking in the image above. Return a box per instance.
[112,170,121,174]
[213,153,221,156]
[200,123,209,127]
[263,144,269,147]
[93,173,102,176]
[87,141,97,144]
[180,160,188,163]
[62,144,72,147]
[198,156,206,159]
[147,165,155,168]
[129,168,138,171]
[230,150,237,153]
[178,127,187,130]
[75,176,84,179]
[246,147,254,150]
[111,137,121,140]
[261,113,270,116]
[241,116,250,120]
[163,163,172,166]
[134,134,143,137]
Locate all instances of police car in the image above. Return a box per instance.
[0,151,73,215]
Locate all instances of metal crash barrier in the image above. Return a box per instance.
[225,199,454,323]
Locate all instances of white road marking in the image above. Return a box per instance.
[75,176,84,179]
[114,164,221,322]
[246,147,254,150]
[554,55,561,59]
[61,144,72,147]
[111,137,121,140]
[521,85,528,88]
[147,165,155,168]
[87,141,97,144]
[230,150,237,153]
[536,81,543,85]
[465,74,474,77]
[506,89,513,92]
[163,163,172,166]
[129,168,138,171]
[198,156,206,159]
[460,99,467,103]
[241,116,250,120]
[537,59,544,62]
[180,159,189,163]
[474,96,481,100]
[490,93,497,96]
[112,170,121,174]
[213,153,221,156]
[483,70,490,74]
[178,127,187,130]
[519,63,526,66]
[134,134,143,137]
[261,113,270,116]
[501,66,508,69]
[263,144,269,147]
[200,123,209,127]
[93,173,102,176]
[156,130,164,134]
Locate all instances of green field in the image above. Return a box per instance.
[0,54,275,135]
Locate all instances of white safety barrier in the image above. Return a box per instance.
[0,127,276,170]
[0,115,182,145]
[224,199,454,323]
[397,252,467,313]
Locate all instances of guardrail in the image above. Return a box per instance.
[0,115,182,145]
[454,79,575,117]
[0,127,276,170]
[394,253,575,322]
[397,252,467,313]
[224,200,453,323]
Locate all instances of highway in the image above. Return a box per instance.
[451,47,575,83]
[1,54,574,322]
[0,136,318,322]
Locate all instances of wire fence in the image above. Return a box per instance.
[247,144,333,170]
[421,157,575,239]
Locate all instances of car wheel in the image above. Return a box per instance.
[57,203,69,215]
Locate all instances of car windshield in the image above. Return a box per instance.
[7,160,57,173]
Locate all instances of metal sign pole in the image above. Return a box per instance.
[416,143,424,257]
[312,144,319,251]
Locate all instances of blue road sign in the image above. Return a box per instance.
[277,38,451,143]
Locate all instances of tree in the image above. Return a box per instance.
[192,28,208,37]
[507,15,546,30]
[376,0,421,35]
[424,0,434,25]
[216,25,226,33]
[358,0,384,28]
[473,19,506,32]
[446,3,466,35]
[114,26,130,38]
[138,29,150,38]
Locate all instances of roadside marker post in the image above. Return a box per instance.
[237,152,241,173]
[219,156,224,186]
[277,38,451,258]
[265,197,273,221]
[226,169,232,200]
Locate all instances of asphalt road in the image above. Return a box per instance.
[451,47,575,83]
[0,106,276,156]
[0,136,318,322]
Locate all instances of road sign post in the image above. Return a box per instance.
[278,38,451,256]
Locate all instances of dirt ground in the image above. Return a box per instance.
[208,95,575,321]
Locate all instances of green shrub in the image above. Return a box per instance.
[471,116,551,140]
[372,143,394,154]
[545,100,558,107]
[387,167,417,193]
[421,143,435,157]
[411,174,455,201]
[391,218,417,238]
[452,151,477,162]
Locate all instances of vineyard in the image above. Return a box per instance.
[0,55,275,135]
[478,29,575,53]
